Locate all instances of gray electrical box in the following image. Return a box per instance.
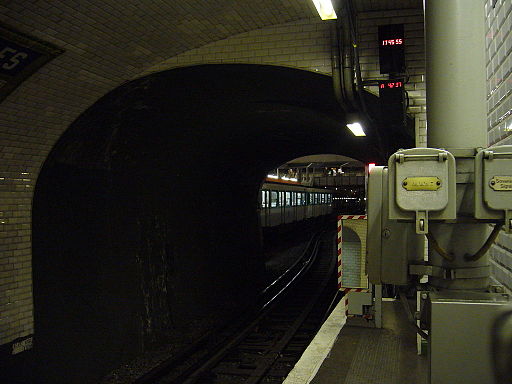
[475,145,512,232]
[388,148,456,234]
[367,166,424,285]
[428,291,509,384]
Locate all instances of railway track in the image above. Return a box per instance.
[135,230,338,384]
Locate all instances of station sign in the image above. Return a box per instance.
[0,23,63,103]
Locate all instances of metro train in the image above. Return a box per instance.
[259,178,333,227]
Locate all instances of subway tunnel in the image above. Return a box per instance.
[30,64,409,382]
[1,1,511,383]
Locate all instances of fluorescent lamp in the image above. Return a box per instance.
[267,174,278,179]
[312,0,337,20]
[346,122,366,136]
[281,176,298,182]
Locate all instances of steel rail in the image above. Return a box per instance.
[175,231,337,384]
[133,232,324,384]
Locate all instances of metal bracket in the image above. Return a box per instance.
[448,266,491,279]
[484,150,512,160]
[409,263,445,278]
[489,285,505,294]
[416,211,428,234]
[409,264,490,279]
[395,153,447,163]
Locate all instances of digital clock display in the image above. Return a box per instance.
[378,24,405,74]
[381,38,403,46]
[379,81,403,89]
[379,78,405,125]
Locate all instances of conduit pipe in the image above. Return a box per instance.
[331,22,348,113]
[426,0,487,149]
[331,1,357,114]
[425,0,490,290]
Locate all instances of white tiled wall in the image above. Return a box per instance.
[485,0,512,293]
[139,17,334,77]
[340,220,368,289]
[341,242,363,287]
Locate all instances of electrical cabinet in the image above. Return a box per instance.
[475,145,512,232]
[367,166,424,285]
[388,148,456,234]
[428,291,509,384]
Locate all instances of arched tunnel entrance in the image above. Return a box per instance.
[31,64,393,382]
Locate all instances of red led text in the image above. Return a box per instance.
[381,39,403,46]
[380,81,403,89]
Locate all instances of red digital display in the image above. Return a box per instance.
[381,38,403,46]
[379,24,405,74]
[379,81,403,89]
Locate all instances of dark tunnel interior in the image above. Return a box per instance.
[30,64,409,382]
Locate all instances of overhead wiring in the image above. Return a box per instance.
[345,0,387,160]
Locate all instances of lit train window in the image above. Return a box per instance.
[261,190,268,208]
[279,191,285,207]
[285,191,291,206]
[271,191,278,207]
[297,192,302,206]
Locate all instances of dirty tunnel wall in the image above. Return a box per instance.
[30,65,378,382]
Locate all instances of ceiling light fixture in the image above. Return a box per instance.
[312,0,337,20]
[346,122,366,136]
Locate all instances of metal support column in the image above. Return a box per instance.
[425,0,490,290]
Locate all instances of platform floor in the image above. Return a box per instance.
[284,300,428,384]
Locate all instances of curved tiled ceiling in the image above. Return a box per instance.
[1,1,317,76]
[1,1,422,77]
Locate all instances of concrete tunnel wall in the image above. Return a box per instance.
[29,64,387,382]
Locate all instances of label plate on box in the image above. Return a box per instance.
[402,177,441,191]
[489,176,512,191]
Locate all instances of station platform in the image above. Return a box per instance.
[284,299,428,384]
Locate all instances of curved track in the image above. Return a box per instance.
[135,231,337,384]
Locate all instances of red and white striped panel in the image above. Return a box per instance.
[342,288,370,317]
[337,216,342,289]
[337,215,367,290]
[340,288,369,294]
